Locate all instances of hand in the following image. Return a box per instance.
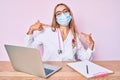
[27,20,50,35]
[81,32,94,50]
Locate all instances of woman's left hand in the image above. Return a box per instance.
[81,32,94,50]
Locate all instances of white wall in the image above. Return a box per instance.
[0,0,120,61]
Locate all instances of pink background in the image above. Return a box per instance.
[0,0,120,61]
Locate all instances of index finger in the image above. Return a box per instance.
[81,32,92,36]
[81,32,87,36]
[41,23,50,27]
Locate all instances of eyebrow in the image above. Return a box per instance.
[56,8,68,13]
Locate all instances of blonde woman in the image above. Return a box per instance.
[25,3,94,61]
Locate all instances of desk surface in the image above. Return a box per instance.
[0,61,120,80]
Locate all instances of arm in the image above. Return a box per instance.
[27,20,50,35]
[76,34,94,60]
[81,32,94,50]
[24,20,50,48]
[24,34,43,48]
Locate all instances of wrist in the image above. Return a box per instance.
[89,43,94,46]
[89,42,94,50]
[89,41,94,46]
[27,28,34,35]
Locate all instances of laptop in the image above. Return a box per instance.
[4,44,62,78]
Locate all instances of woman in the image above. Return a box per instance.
[25,3,94,61]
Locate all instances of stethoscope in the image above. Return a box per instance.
[57,28,76,54]
[57,28,63,54]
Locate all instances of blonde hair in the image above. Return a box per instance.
[51,3,79,41]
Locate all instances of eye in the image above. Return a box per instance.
[63,9,69,14]
[56,12,61,16]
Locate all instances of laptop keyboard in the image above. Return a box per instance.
[44,68,54,75]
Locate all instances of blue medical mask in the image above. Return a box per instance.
[56,13,72,26]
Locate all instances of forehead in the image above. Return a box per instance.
[55,5,67,12]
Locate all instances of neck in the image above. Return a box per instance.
[59,26,70,32]
[59,26,70,41]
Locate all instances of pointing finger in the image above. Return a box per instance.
[81,32,92,36]
[81,32,91,36]
[41,23,50,27]
[81,32,88,36]
[36,20,50,27]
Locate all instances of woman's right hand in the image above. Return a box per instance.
[27,20,50,35]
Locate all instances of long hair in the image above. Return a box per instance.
[51,3,79,41]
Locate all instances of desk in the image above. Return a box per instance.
[0,61,120,80]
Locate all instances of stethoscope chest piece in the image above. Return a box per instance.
[58,49,62,54]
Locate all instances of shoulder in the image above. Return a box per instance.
[43,26,53,33]
[36,26,52,34]
[37,26,55,36]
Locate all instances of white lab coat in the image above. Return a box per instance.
[24,27,94,61]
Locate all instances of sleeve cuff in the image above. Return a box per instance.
[25,34,33,39]
[87,48,95,53]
